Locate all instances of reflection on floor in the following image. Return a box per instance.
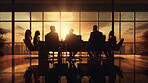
[0,54,148,83]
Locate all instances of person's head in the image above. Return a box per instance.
[109,31,114,36]
[35,30,40,37]
[93,25,98,31]
[50,26,55,32]
[25,29,31,37]
[69,28,74,34]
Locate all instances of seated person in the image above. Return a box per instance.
[108,31,124,51]
[87,25,107,59]
[33,30,40,48]
[65,29,81,58]
[45,26,59,51]
[24,29,38,51]
[45,26,62,63]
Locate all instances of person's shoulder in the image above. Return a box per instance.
[55,32,58,34]
[113,36,116,38]
[73,34,77,36]
[98,31,103,34]
[90,32,93,34]
[45,33,51,36]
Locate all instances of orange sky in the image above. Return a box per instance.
[0,12,148,43]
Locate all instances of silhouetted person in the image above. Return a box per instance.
[87,25,106,59]
[45,26,62,63]
[108,31,124,51]
[45,26,59,50]
[33,30,40,47]
[65,29,80,58]
[24,29,38,51]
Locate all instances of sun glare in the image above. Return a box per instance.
[61,27,69,40]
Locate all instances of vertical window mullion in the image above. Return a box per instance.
[98,11,99,30]
[42,12,44,41]
[79,12,81,35]
[60,12,61,40]
[133,11,136,83]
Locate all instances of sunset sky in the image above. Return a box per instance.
[0,12,148,43]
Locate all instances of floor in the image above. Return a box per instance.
[0,54,148,83]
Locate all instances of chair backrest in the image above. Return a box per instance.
[23,39,37,51]
[66,35,82,51]
[23,39,30,50]
[45,34,59,51]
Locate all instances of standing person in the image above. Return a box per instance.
[33,30,40,48]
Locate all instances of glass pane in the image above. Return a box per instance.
[123,44,134,54]
[81,12,98,21]
[121,54,134,72]
[114,12,119,21]
[15,12,30,21]
[99,12,111,21]
[15,74,25,83]
[0,12,12,21]
[31,22,42,41]
[114,22,119,41]
[136,22,148,54]
[44,22,60,40]
[121,12,133,21]
[61,22,79,40]
[31,12,42,21]
[135,55,148,72]
[14,55,30,72]
[15,22,30,42]
[0,55,12,72]
[121,74,134,83]
[81,22,98,41]
[3,43,12,55]
[0,74,12,83]
[136,12,148,21]
[136,22,148,42]
[44,12,59,21]
[135,74,148,83]
[121,22,133,42]
[0,22,12,42]
[61,12,79,21]
[99,22,111,41]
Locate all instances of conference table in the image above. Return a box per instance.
[38,41,113,71]
[24,41,118,83]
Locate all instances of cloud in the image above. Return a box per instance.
[136,23,148,30]
[123,23,148,34]
[16,32,24,36]
[16,25,25,30]
[0,28,10,34]
[99,22,111,29]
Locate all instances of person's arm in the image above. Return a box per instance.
[89,32,92,42]
[65,35,68,42]
[114,36,117,44]
[38,37,40,41]
[33,37,35,45]
[56,33,59,42]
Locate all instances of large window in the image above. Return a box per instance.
[1,12,148,55]
[1,11,148,83]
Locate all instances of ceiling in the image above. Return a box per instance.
[1,0,148,4]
